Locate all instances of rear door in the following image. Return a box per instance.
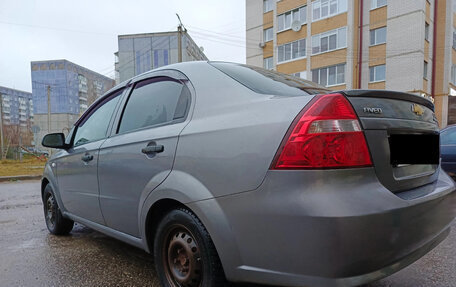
[98,72,192,237]
[343,90,440,192]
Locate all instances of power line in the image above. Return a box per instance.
[0,20,115,36]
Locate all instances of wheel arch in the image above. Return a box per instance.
[141,197,242,282]
[144,198,187,254]
[41,177,50,201]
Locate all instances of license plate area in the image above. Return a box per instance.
[389,134,439,165]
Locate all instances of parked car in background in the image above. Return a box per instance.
[441,124,456,177]
[40,62,456,287]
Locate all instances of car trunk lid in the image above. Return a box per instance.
[342,90,440,193]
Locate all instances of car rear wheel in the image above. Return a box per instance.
[154,208,226,287]
[43,184,74,235]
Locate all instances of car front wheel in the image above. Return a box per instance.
[154,208,226,287]
[43,184,74,235]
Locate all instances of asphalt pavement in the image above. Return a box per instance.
[0,180,455,287]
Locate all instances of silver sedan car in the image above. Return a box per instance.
[41,61,456,287]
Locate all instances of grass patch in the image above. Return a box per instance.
[0,156,46,177]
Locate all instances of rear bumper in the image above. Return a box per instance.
[207,168,456,287]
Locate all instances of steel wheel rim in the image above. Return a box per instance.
[45,194,56,230]
[163,224,203,287]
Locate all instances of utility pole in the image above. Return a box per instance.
[47,85,51,134]
[176,13,184,63]
[18,133,22,162]
[0,97,3,160]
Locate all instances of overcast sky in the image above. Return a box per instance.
[0,0,246,92]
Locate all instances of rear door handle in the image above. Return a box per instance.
[141,145,164,154]
[81,154,94,162]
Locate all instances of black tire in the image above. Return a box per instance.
[43,184,74,235]
[154,207,226,287]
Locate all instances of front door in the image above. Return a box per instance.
[56,90,123,224]
[98,76,192,237]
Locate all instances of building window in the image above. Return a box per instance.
[264,0,273,13]
[370,27,386,46]
[424,61,428,79]
[264,57,273,70]
[312,0,347,22]
[278,38,306,63]
[425,23,430,41]
[452,65,456,85]
[292,71,307,79]
[264,27,273,42]
[371,0,387,10]
[369,64,386,82]
[312,27,347,55]
[277,6,306,32]
[312,64,345,86]
[453,29,456,50]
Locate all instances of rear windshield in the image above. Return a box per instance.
[210,62,329,97]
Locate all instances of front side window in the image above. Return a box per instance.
[371,0,387,10]
[312,27,347,54]
[277,6,306,32]
[277,38,306,63]
[369,65,386,82]
[118,78,190,134]
[312,0,347,22]
[370,27,387,46]
[312,64,345,86]
[264,27,273,42]
[73,91,122,146]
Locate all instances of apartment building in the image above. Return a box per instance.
[31,59,115,148]
[246,0,456,127]
[115,30,208,83]
[0,86,33,127]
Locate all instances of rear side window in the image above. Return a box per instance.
[210,62,328,97]
[118,77,190,134]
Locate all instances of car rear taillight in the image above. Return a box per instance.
[271,93,372,169]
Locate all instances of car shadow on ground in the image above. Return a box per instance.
[65,224,276,287]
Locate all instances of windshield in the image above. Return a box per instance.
[210,62,329,97]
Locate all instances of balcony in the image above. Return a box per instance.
[79,92,88,101]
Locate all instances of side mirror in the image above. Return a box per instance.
[42,133,68,149]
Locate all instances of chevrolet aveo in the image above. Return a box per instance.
[41,62,456,287]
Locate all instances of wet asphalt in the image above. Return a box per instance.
[0,180,455,287]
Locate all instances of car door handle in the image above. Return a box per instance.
[81,154,94,162]
[141,145,164,154]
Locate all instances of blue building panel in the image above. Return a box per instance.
[116,32,208,83]
[31,60,115,115]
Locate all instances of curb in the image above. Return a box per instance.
[0,175,42,182]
